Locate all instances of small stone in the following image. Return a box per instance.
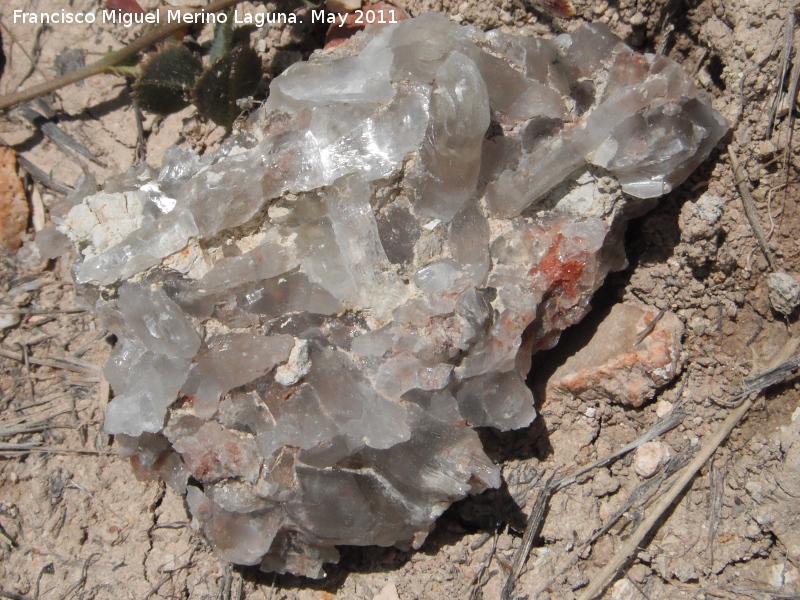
[655,400,673,418]
[633,441,672,478]
[767,272,800,316]
[696,67,712,88]
[546,304,684,407]
[629,12,646,26]
[610,579,637,600]
[567,570,589,590]
[679,193,724,268]
[673,559,699,582]
[756,139,777,159]
[326,0,361,12]
[627,563,650,584]
[0,147,29,250]
[274,339,310,386]
[766,563,786,588]
[373,582,401,600]
[591,468,620,497]
[0,308,20,330]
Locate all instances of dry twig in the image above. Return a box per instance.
[767,11,795,137]
[0,443,113,456]
[0,345,99,374]
[578,395,757,600]
[555,402,689,491]
[16,104,103,166]
[706,456,727,566]
[0,591,34,600]
[725,586,800,599]
[469,528,501,599]
[13,153,73,195]
[532,445,694,597]
[634,308,665,346]
[781,18,800,179]
[728,146,777,270]
[500,471,556,600]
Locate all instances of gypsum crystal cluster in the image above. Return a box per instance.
[49,14,727,577]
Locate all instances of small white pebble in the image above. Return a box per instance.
[767,564,785,589]
[693,416,704,426]
[791,407,800,422]
[633,441,671,478]
[697,67,713,88]
[745,481,763,500]
[326,0,362,12]
[610,578,636,600]
[585,407,597,419]
[655,400,673,418]
[8,472,18,484]
[629,12,646,26]
[373,581,400,600]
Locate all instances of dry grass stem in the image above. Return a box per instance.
[0,346,99,374]
[634,308,665,346]
[767,12,795,137]
[501,471,557,600]
[728,146,777,270]
[555,397,690,491]
[781,25,800,180]
[578,395,757,600]
[0,443,114,456]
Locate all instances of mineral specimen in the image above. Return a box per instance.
[49,14,727,577]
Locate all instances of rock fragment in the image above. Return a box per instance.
[54,15,725,576]
[633,441,672,478]
[546,303,684,407]
[0,147,28,250]
[327,0,361,12]
[767,272,800,316]
[679,193,724,269]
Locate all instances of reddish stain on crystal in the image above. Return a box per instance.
[528,233,586,297]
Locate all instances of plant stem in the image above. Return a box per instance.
[0,0,246,112]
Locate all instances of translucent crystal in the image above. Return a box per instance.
[117,282,200,359]
[104,352,191,436]
[181,333,294,418]
[409,51,489,221]
[56,14,726,578]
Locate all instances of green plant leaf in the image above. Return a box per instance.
[208,11,234,64]
[193,45,262,129]
[134,44,202,115]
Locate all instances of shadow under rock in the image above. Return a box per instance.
[10,87,134,156]
[236,481,527,594]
